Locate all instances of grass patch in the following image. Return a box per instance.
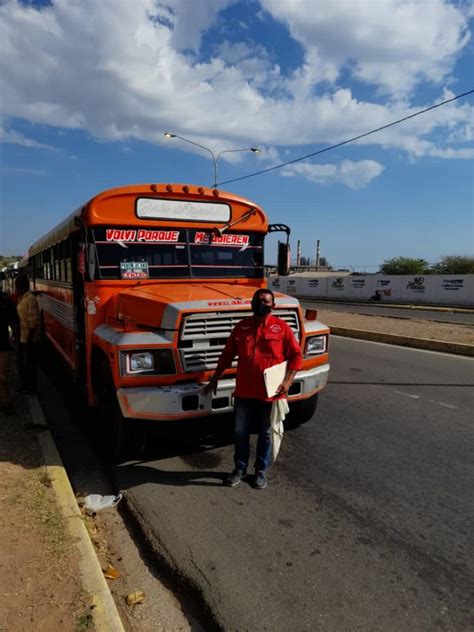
[7,462,70,554]
[75,611,94,630]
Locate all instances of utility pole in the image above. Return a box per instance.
[316,240,320,267]
[296,240,301,266]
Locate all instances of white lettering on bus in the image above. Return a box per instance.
[194,233,249,246]
[194,232,210,244]
[106,229,137,241]
[136,230,180,242]
[212,234,249,246]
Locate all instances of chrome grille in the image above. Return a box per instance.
[179,309,300,372]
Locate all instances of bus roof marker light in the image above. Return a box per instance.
[212,189,219,197]
[182,186,189,193]
[198,187,204,194]
[166,184,173,192]
[150,185,157,192]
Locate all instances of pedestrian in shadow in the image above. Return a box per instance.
[15,275,40,395]
[0,289,20,414]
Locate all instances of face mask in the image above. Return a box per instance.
[252,301,272,317]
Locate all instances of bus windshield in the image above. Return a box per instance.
[92,227,264,279]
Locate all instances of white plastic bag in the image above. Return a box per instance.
[84,493,122,513]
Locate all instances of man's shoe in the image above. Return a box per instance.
[254,470,267,489]
[224,468,246,487]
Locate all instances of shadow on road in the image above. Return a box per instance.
[116,463,227,488]
[116,416,236,488]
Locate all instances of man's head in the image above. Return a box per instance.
[15,274,30,296]
[251,289,275,318]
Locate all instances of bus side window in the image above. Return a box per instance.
[64,240,72,283]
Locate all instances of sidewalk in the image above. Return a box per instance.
[0,392,93,631]
[317,308,474,355]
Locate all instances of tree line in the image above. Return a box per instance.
[379,255,474,275]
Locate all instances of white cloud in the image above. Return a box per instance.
[0,0,472,186]
[426,146,474,159]
[154,0,232,52]
[282,159,384,189]
[261,0,470,97]
[0,126,54,149]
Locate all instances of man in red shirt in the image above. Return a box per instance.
[203,289,302,489]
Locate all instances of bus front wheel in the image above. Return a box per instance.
[96,361,147,462]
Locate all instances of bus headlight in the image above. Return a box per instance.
[120,349,176,376]
[304,334,327,357]
[130,352,154,372]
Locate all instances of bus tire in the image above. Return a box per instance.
[286,394,319,429]
[96,361,147,462]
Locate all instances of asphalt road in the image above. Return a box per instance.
[300,300,474,324]
[114,338,474,631]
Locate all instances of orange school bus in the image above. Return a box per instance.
[26,183,330,458]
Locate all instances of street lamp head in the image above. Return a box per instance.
[162,134,260,187]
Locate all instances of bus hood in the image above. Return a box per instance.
[114,283,260,330]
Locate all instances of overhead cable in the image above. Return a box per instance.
[217,89,474,186]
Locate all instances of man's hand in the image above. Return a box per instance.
[275,380,291,397]
[275,369,297,397]
[202,376,218,397]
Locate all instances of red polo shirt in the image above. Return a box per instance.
[216,313,302,401]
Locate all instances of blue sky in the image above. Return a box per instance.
[0,0,473,270]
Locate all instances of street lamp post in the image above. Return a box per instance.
[164,132,260,188]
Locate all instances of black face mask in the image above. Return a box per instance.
[252,301,272,317]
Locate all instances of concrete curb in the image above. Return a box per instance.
[29,397,125,632]
[298,298,474,314]
[330,327,474,357]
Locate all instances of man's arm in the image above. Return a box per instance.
[202,329,238,396]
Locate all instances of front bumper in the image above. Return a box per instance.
[117,363,330,421]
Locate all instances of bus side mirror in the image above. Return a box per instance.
[277,242,291,276]
[0,272,5,281]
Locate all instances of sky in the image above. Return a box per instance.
[0,0,473,271]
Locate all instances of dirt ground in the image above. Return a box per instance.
[317,308,474,345]
[0,388,94,632]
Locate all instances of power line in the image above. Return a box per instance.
[217,89,474,187]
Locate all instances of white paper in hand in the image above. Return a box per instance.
[263,361,288,398]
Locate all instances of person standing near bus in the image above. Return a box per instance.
[0,290,20,413]
[203,289,302,489]
[15,275,40,394]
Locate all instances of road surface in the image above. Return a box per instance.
[114,338,474,631]
[300,300,474,324]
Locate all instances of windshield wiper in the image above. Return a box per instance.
[212,207,257,237]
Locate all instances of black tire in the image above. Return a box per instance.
[96,361,147,462]
[286,394,319,429]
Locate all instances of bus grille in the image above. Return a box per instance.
[179,309,300,373]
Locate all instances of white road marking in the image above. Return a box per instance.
[331,335,474,360]
[432,401,458,409]
[392,390,421,399]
